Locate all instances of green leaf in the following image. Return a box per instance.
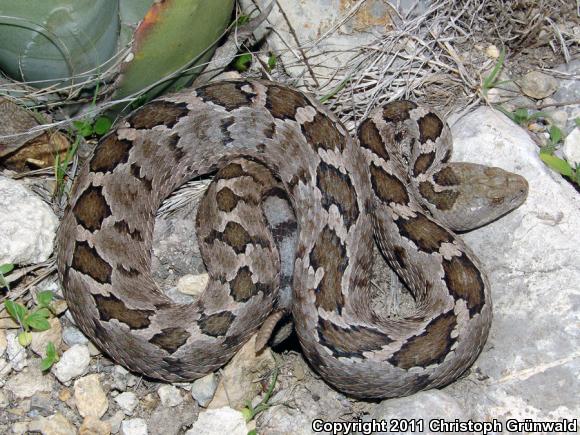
[34,307,52,318]
[267,54,277,71]
[575,118,580,127]
[247,430,257,435]
[18,331,32,347]
[241,407,254,422]
[36,290,54,308]
[93,116,112,136]
[513,108,530,125]
[24,312,51,331]
[540,154,573,177]
[73,120,93,137]
[4,300,27,324]
[236,14,250,26]
[0,263,14,275]
[549,125,563,145]
[233,53,252,72]
[40,341,58,371]
[482,47,505,93]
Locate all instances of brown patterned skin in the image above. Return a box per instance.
[56,79,528,398]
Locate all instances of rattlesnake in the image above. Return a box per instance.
[56,79,528,398]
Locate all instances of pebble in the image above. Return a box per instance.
[74,374,109,418]
[177,273,208,296]
[157,384,184,407]
[0,358,11,386]
[0,390,8,408]
[30,392,53,416]
[62,325,89,347]
[115,391,139,415]
[106,410,125,434]
[30,317,62,358]
[5,363,53,398]
[520,70,559,99]
[120,418,148,435]
[563,127,580,166]
[0,328,7,356]
[29,412,76,435]
[6,331,28,371]
[485,44,500,59]
[11,421,29,435]
[80,416,112,435]
[111,365,138,391]
[53,344,90,383]
[185,407,247,435]
[190,373,218,407]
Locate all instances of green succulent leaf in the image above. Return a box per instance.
[549,125,563,145]
[73,120,94,137]
[40,341,59,371]
[540,154,573,177]
[267,54,277,71]
[5,300,27,324]
[25,312,51,331]
[0,263,14,275]
[18,331,33,347]
[36,290,54,308]
[93,116,112,136]
[234,53,252,72]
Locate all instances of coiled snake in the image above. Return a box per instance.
[57,79,528,398]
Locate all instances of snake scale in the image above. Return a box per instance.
[56,79,528,398]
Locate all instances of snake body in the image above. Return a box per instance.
[56,80,528,398]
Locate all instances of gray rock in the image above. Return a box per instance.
[190,373,218,407]
[120,418,148,435]
[5,362,53,399]
[6,331,27,371]
[563,127,580,166]
[447,107,580,421]
[74,374,109,418]
[519,70,559,99]
[148,403,197,435]
[157,384,183,407]
[369,390,466,434]
[0,328,7,357]
[53,344,90,384]
[106,410,125,434]
[185,407,247,435]
[29,412,76,435]
[111,365,138,391]
[115,391,138,415]
[29,392,54,417]
[0,390,8,408]
[62,325,89,347]
[0,176,58,265]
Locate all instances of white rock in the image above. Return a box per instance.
[53,344,90,383]
[176,273,208,296]
[485,44,500,59]
[563,127,580,166]
[0,390,8,408]
[62,325,89,347]
[185,407,247,435]
[519,70,559,99]
[448,107,580,421]
[157,384,183,407]
[6,331,27,371]
[74,374,109,418]
[120,418,148,435]
[106,410,125,434]
[0,176,59,265]
[115,391,138,415]
[0,358,11,386]
[190,373,218,407]
[29,412,76,435]
[5,363,53,398]
[112,365,138,391]
[11,421,29,435]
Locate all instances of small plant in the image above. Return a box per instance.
[54,136,80,196]
[266,53,277,72]
[73,115,112,138]
[0,263,14,291]
[4,290,55,347]
[242,366,279,429]
[481,47,506,98]
[41,341,59,371]
[233,52,253,72]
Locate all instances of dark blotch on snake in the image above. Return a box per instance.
[196,82,254,111]
[388,310,457,369]
[229,266,269,302]
[130,163,153,192]
[93,293,153,329]
[90,133,133,173]
[73,185,111,232]
[418,181,459,211]
[382,101,417,123]
[309,226,348,314]
[413,152,436,176]
[198,311,236,337]
[150,327,191,354]
[72,241,112,284]
[316,161,359,229]
[396,213,453,253]
[317,317,393,358]
[216,187,241,213]
[369,163,410,205]
[128,100,189,129]
[358,119,390,161]
[112,220,143,241]
[418,112,444,144]
[302,112,345,152]
[265,84,310,120]
[442,254,486,317]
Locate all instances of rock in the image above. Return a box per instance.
[164,286,195,304]
[369,391,465,434]
[74,374,109,418]
[6,330,28,371]
[176,273,208,296]
[446,107,580,421]
[30,317,62,358]
[0,328,7,356]
[190,373,218,407]
[62,325,89,347]
[53,344,90,383]
[563,127,580,166]
[148,403,197,435]
[485,44,500,59]
[120,418,148,435]
[80,416,111,435]
[5,362,53,398]
[0,390,8,408]
[0,358,12,386]
[106,410,125,434]
[0,177,59,265]
[209,335,276,409]
[519,70,559,99]
[30,392,54,417]
[185,407,247,435]
[87,341,101,356]
[11,421,29,435]
[111,365,138,391]
[157,384,183,407]
[114,391,138,415]
[29,412,76,435]
[140,393,159,412]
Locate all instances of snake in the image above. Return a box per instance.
[56,79,528,399]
